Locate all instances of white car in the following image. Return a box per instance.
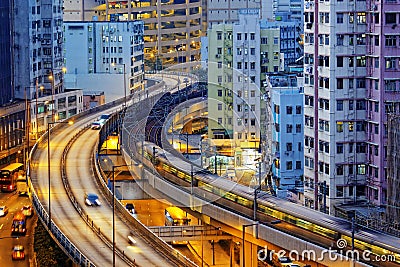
[85,193,101,206]
[0,206,9,216]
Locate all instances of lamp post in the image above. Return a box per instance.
[111,164,133,267]
[242,222,259,267]
[112,63,127,108]
[35,79,44,139]
[47,120,73,228]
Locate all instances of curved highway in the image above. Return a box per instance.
[29,74,185,266]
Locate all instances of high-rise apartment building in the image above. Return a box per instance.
[64,21,145,97]
[304,0,400,213]
[0,0,13,105]
[270,76,304,192]
[207,9,261,166]
[64,0,202,69]
[0,0,83,164]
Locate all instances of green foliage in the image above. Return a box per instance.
[34,221,72,267]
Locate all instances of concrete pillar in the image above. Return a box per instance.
[240,241,258,267]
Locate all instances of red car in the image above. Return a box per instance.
[12,245,25,260]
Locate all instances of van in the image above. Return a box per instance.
[16,178,28,196]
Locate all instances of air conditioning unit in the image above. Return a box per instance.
[216,54,221,58]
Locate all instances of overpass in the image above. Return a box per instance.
[28,70,400,267]
[28,71,198,266]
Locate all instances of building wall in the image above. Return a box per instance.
[366,1,400,205]
[271,86,304,191]
[83,91,106,111]
[304,1,369,213]
[207,9,261,166]
[64,21,145,95]
[0,0,13,106]
[13,0,65,101]
[386,115,400,222]
[260,21,303,71]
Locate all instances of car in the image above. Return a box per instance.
[0,206,9,216]
[84,193,101,206]
[12,245,25,260]
[21,205,33,217]
[91,121,103,130]
[125,203,136,214]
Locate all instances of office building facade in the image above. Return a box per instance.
[304,0,400,213]
[64,21,145,97]
[64,0,202,69]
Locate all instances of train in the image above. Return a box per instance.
[138,141,400,265]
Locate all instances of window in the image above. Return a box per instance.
[261,37,267,44]
[357,12,366,24]
[218,118,222,124]
[337,13,344,23]
[356,56,366,67]
[287,124,293,133]
[218,103,222,110]
[286,143,293,151]
[337,78,344,89]
[385,57,396,69]
[296,106,302,114]
[375,36,380,46]
[356,34,366,45]
[357,164,366,175]
[385,35,397,47]
[336,186,344,197]
[296,161,301,170]
[337,165,344,175]
[217,32,222,40]
[296,124,301,133]
[349,13,354,23]
[356,100,366,110]
[237,48,242,55]
[385,80,396,91]
[237,62,242,69]
[237,33,242,40]
[251,119,255,126]
[218,62,222,68]
[250,33,255,40]
[286,161,293,170]
[337,100,343,111]
[337,143,344,154]
[337,57,343,67]
[250,48,255,55]
[286,106,293,114]
[217,90,222,97]
[337,121,344,132]
[385,13,397,24]
[337,34,344,46]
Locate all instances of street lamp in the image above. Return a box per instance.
[112,63,127,108]
[47,120,73,228]
[111,163,134,267]
[242,222,259,267]
[48,67,66,123]
[35,78,45,139]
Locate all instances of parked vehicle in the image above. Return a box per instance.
[21,205,33,217]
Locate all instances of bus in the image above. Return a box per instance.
[0,163,24,192]
[165,207,191,226]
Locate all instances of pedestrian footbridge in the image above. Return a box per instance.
[147,225,231,242]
